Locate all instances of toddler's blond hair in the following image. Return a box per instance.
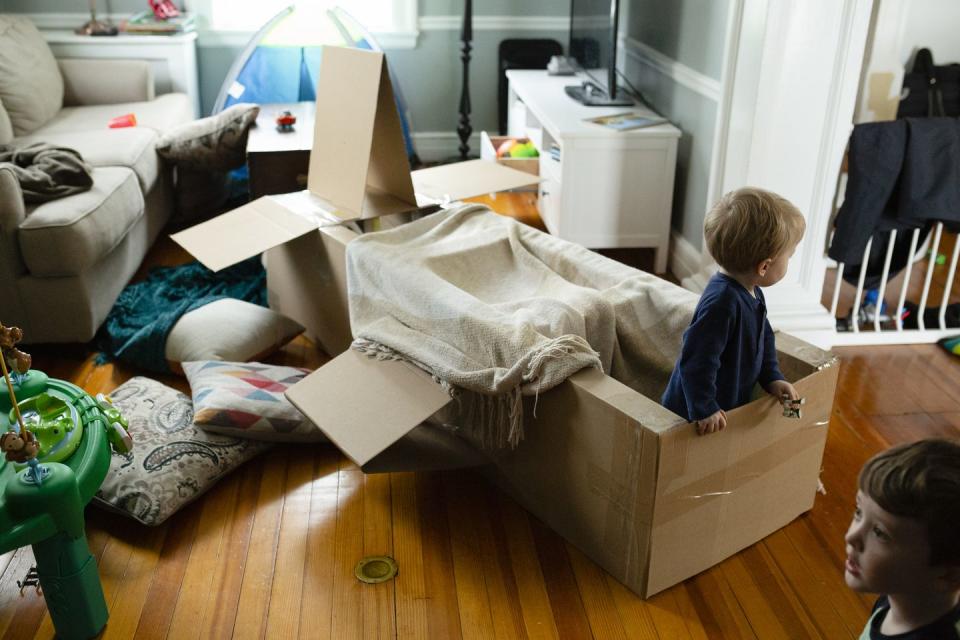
[704,187,805,274]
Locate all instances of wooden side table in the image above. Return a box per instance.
[246,102,316,200]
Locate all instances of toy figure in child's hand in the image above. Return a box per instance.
[1,429,39,463]
[781,395,805,419]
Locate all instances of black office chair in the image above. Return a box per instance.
[498,39,563,134]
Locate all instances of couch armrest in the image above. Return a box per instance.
[0,167,27,277]
[59,58,155,106]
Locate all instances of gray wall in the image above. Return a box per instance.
[1,0,567,135]
[624,0,729,250]
[4,0,730,250]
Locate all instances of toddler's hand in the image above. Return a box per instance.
[767,379,799,401]
[696,410,727,435]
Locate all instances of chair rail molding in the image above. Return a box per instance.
[683,0,873,346]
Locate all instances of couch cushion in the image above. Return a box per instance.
[0,98,12,145]
[0,16,63,136]
[17,128,161,192]
[39,93,193,136]
[19,166,143,277]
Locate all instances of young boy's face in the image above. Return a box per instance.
[845,490,943,595]
[757,242,798,287]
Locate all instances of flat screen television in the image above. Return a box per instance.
[566,0,633,106]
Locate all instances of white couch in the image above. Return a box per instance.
[0,15,193,343]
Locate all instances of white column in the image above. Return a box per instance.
[684,0,874,347]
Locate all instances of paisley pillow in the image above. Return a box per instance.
[93,376,271,526]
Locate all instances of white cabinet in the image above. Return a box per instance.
[42,30,201,118]
[506,70,680,273]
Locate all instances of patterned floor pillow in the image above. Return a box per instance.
[94,376,272,526]
[183,361,327,443]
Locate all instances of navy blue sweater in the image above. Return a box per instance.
[661,273,785,421]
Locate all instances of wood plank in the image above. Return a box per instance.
[645,587,694,640]
[670,580,710,640]
[265,450,315,639]
[496,493,560,640]
[528,517,592,640]
[129,506,201,640]
[392,472,429,640]
[762,529,853,639]
[444,472,497,640]
[196,461,264,639]
[298,447,341,639]
[782,519,871,637]
[0,547,43,639]
[474,482,528,640]
[361,470,396,638]
[684,567,757,639]
[415,471,463,640]
[99,524,168,640]
[330,458,364,639]
[566,543,628,640]
[165,468,243,640]
[231,454,288,640]
[721,545,820,640]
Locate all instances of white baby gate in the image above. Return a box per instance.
[828,222,960,345]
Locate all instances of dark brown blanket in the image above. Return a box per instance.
[0,142,93,203]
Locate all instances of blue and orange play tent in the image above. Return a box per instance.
[212,4,419,163]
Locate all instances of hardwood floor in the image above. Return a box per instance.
[2,195,958,639]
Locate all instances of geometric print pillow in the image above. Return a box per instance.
[182,361,327,443]
[94,376,272,526]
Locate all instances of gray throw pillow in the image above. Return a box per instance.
[94,376,272,526]
[165,299,304,374]
[0,16,64,136]
[156,103,260,171]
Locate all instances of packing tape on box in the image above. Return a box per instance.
[653,417,829,526]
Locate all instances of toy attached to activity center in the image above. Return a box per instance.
[0,323,132,640]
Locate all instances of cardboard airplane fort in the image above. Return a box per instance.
[173,46,839,598]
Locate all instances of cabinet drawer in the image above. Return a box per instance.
[539,153,561,183]
[537,178,561,234]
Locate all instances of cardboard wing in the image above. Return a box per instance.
[285,349,487,473]
[172,45,539,273]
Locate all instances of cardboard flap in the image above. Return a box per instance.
[170,196,318,272]
[412,159,541,202]
[285,349,452,466]
[308,46,416,220]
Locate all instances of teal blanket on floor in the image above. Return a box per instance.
[96,257,266,373]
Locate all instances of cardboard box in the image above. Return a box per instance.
[173,45,839,598]
[480,131,540,177]
[271,221,838,598]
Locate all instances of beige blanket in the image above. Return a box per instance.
[347,204,698,447]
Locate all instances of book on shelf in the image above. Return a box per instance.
[120,11,196,34]
[584,112,667,132]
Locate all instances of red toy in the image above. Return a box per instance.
[275,110,297,132]
[108,113,137,129]
[148,0,180,19]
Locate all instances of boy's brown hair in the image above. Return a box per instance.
[859,438,960,567]
[704,187,806,274]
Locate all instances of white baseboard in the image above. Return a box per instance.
[669,231,701,283]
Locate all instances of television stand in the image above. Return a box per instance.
[564,82,634,107]
[506,69,680,273]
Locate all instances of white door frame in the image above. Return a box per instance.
[682,0,874,347]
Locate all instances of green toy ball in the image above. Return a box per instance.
[509,141,539,158]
